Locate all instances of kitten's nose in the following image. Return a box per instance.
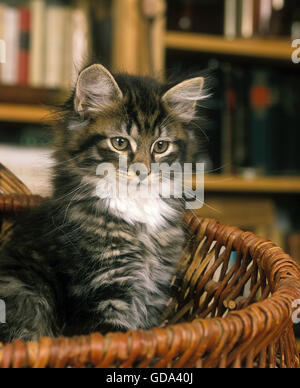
[137,171,149,182]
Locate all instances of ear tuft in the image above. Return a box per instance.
[162,77,205,121]
[74,64,123,116]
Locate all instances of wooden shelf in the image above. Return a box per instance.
[201,175,300,194]
[165,32,293,61]
[0,104,52,124]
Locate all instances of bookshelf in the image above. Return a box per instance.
[0,0,161,124]
[203,175,300,194]
[0,104,52,124]
[165,32,293,61]
[163,1,300,277]
[0,85,64,123]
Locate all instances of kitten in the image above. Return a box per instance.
[0,65,205,342]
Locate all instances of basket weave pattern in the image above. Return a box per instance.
[0,164,300,368]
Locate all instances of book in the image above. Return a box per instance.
[29,0,46,87]
[167,0,224,35]
[280,74,300,175]
[0,2,6,78]
[252,0,261,36]
[62,6,73,88]
[224,0,238,38]
[0,3,5,40]
[249,69,281,175]
[259,0,272,35]
[241,0,254,38]
[0,0,93,89]
[167,0,300,38]
[166,48,300,176]
[271,0,300,37]
[221,63,237,175]
[44,2,66,88]
[291,1,300,39]
[90,0,112,69]
[1,5,20,85]
[232,67,248,171]
[71,2,90,84]
[18,6,31,85]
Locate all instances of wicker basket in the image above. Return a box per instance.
[1,163,300,368]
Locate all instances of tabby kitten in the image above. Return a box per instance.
[0,65,205,342]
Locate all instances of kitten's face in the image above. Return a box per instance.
[55,65,205,200]
[69,96,187,186]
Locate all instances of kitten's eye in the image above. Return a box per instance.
[153,141,170,154]
[111,137,130,151]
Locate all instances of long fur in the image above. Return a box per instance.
[0,67,205,342]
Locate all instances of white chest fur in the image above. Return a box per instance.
[104,196,177,231]
[85,175,179,231]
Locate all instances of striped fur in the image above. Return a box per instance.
[0,65,205,341]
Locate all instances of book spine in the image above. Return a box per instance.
[62,7,73,88]
[252,0,261,36]
[224,0,238,38]
[233,68,248,171]
[0,4,5,80]
[249,70,274,175]
[241,0,254,38]
[221,64,237,174]
[71,6,90,85]
[0,5,4,40]
[281,74,300,175]
[18,7,31,85]
[259,0,272,35]
[1,6,20,85]
[45,5,65,88]
[29,0,46,88]
[235,0,243,37]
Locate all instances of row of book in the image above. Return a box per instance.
[167,0,300,39]
[0,0,90,88]
[217,65,300,176]
[175,55,300,177]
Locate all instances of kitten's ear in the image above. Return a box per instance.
[74,64,123,116]
[162,77,205,121]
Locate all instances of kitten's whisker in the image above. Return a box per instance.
[160,114,176,129]
[61,181,93,224]
[181,190,221,214]
[54,181,91,203]
[203,165,231,174]
[191,121,210,142]
[53,153,83,167]
[51,216,80,254]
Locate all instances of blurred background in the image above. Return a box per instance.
[0,0,300,271]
